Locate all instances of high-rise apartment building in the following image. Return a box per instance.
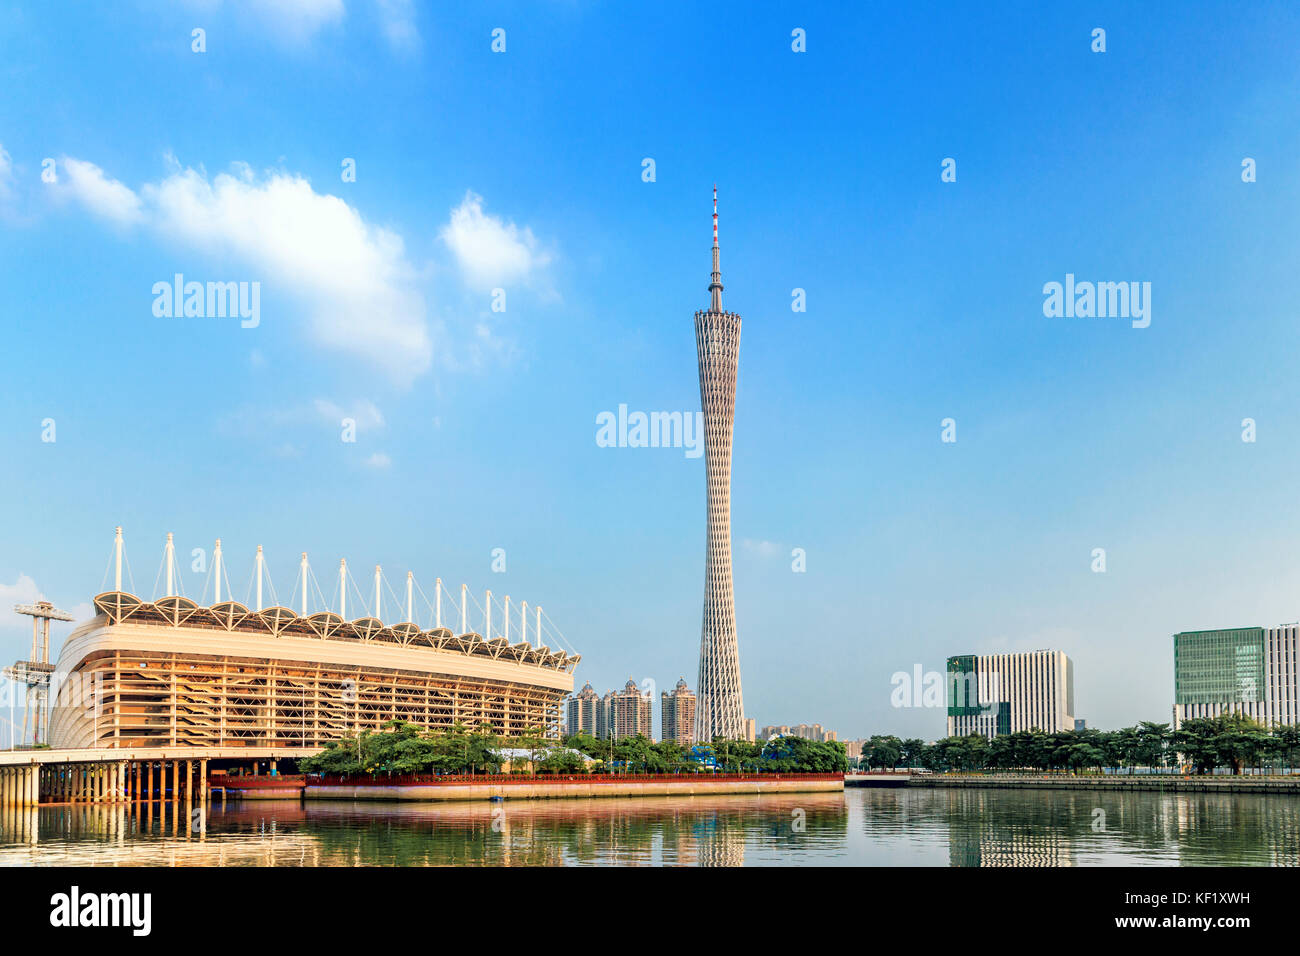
[609,678,652,740]
[1173,626,1299,728]
[596,691,614,741]
[566,681,600,738]
[946,650,1075,738]
[695,187,745,741]
[660,677,697,746]
[758,723,838,742]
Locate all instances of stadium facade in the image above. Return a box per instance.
[46,529,579,751]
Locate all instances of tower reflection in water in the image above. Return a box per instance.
[14,789,1295,866]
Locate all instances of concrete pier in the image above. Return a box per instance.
[0,765,39,806]
[0,751,238,807]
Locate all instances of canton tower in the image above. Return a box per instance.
[695,186,744,741]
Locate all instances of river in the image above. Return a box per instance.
[1,787,1297,866]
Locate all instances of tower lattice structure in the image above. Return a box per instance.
[694,186,745,740]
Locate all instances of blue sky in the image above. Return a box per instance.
[4,1,1300,742]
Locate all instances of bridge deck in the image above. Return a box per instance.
[0,746,319,767]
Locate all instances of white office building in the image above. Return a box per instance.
[946,650,1076,738]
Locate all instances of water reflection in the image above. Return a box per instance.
[854,788,1300,866]
[0,793,847,867]
[2,788,1297,866]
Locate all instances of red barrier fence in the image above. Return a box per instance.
[304,772,845,787]
[210,774,305,788]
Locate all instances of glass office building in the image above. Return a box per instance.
[1173,626,1298,727]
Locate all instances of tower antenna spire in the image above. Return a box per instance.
[712,184,718,247]
[709,184,723,312]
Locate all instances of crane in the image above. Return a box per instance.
[4,600,75,747]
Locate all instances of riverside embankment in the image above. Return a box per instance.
[213,772,845,801]
[904,773,1300,794]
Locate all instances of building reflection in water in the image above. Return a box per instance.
[8,788,1295,866]
[0,793,848,867]
[941,790,1078,866]
[863,787,1300,867]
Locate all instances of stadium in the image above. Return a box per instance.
[45,529,579,752]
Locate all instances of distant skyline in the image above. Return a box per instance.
[6,3,1300,742]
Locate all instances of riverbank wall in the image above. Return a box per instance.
[303,773,844,802]
[908,774,1300,794]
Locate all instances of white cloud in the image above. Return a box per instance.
[363,451,392,469]
[0,144,13,201]
[182,0,345,42]
[742,539,781,558]
[68,601,95,624]
[440,191,552,290]
[263,0,346,30]
[0,575,94,632]
[312,397,385,430]
[57,157,557,380]
[58,157,143,225]
[185,1,419,49]
[219,397,386,441]
[60,158,431,383]
[374,0,419,52]
[145,166,431,381]
[0,574,42,628]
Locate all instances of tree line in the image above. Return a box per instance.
[562,731,847,774]
[857,714,1300,775]
[297,720,849,776]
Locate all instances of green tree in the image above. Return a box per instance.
[1134,721,1170,770]
[899,738,925,769]
[536,749,586,774]
[864,735,903,770]
[1172,718,1221,774]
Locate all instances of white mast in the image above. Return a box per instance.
[164,532,175,595]
[536,606,542,648]
[460,583,467,634]
[373,564,382,621]
[114,526,123,592]
[255,545,265,611]
[406,571,414,623]
[213,538,223,603]
[435,577,442,629]
[300,553,309,616]
[504,596,510,642]
[485,589,492,640]
[521,600,528,646]
[339,558,347,619]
